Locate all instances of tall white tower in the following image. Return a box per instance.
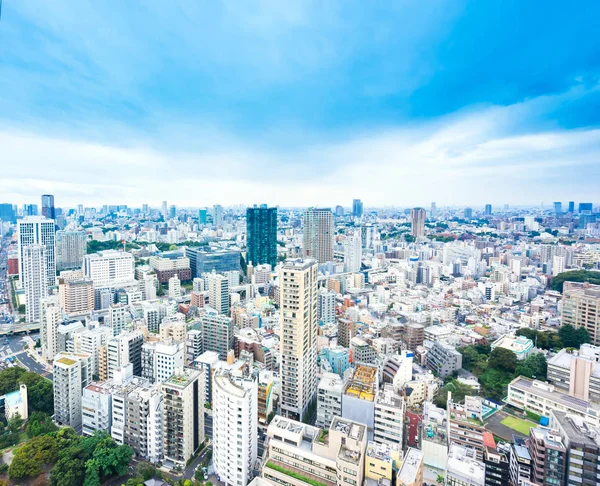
[40,295,61,361]
[23,244,48,323]
[303,208,334,263]
[343,230,362,273]
[279,259,318,421]
[17,216,55,289]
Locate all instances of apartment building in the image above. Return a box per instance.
[447,394,486,461]
[509,435,533,486]
[373,384,406,448]
[53,352,92,428]
[445,444,485,486]
[397,447,424,486]
[529,426,566,486]
[561,282,600,345]
[316,373,344,429]
[58,278,94,316]
[547,344,600,402]
[107,330,144,379]
[201,309,234,360]
[426,341,463,379]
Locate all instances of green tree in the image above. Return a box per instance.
[7,412,24,433]
[83,459,101,486]
[26,411,58,437]
[50,454,87,486]
[516,353,547,381]
[136,462,157,481]
[488,347,518,373]
[433,380,475,409]
[8,434,58,479]
[551,270,600,292]
[558,324,590,348]
[515,328,537,340]
[55,427,81,450]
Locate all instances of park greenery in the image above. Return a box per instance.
[515,324,590,350]
[551,270,600,293]
[0,367,54,416]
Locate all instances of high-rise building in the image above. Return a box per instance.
[213,370,258,486]
[316,372,344,428]
[529,426,566,486]
[553,201,562,215]
[568,201,575,213]
[447,394,485,461]
[374,385,406,448]
[561,282,600,345]
[17,216,56,288]
[0,203,16,223]
[84,250,135,287]
[485,204,492,216]
[142,339,184,384]
[207,273,230,315]
[318,288,336,325]
[352,199,363,218]
[430,202,437,218]
[161,368,205,468]
[246,205,277,269]
[161,201,168,218]
[22,244,48,322]
[335,205,344,217]
[343,230,362,273]
[53,351,92,428]
[410,208,426,238]
[58,278,94,316]
[483,433,510,486]
[40,296,61,362]
[55,230,86,271]
[464,207,473,219]
[303,208,334,264]
[279,259,318,421]
[107,330,144,379]
[213,204,224,229]
[41,194,55,220]
[201,308,234,360]
[579,202,593,214]
[186,247,241,278]
[198,208,207,225]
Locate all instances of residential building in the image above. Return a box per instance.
[491,335,534,360]
[373,384,405,448]
[529,426,566,486]
[107,330,144,379]
[447,394,486,461]
[55,230,86,271]
[561,282,600,345]
[17,216,56,288]
[123,382,163,463]
[246,205,277,269]
[279,259,318,422]
[316,373,344,428]
[58,277,94,316]
[364,441,401,484]
[142,339,184,384]
[161,368,205,468]
[186,329,202,364]
[208,273,230,315]
[53,352,92,428]
[213,370,258,486]
[397,447,424,486]
[201,308,234,360]
[421,401,448,471]
[410,208,426,238]
[40,295,61,361]
[22,244,47,322]
[483,432,510,486]
[547,344,600,402]
[509,435,533,486]
[403,323,424,350]
[343,231,362,273]
[75,327,111,378]
[318,289,337,325]
[257,370,274,425]
[445,444,486,486]
[262,416,367,486]
[303,208,334,263]
[1,385,29,421]
[426,341,463,379]
[168,275,181,299]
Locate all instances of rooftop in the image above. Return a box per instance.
[397,448,423,484]
[345,365,377,401]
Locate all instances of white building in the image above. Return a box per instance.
[83,250,135,288]
[213,371,258,486]
[208,272,230,315]
[343,230,362,273]
[53,352,92,428]
[107,330,144,379]
[22,244,48,323]
[17,216,56,289]
[168,275,181,299]
[40,296,61,361]
[374,384,406,448]
[142,339,185,384]
[445,443,486,486]
[55,230,86,271]
[318,288,337,325]
[316,372,344,428]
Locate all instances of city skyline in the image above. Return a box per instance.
[1,2,599,206]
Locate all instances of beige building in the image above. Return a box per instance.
[53,352,92,428]
[262,416,367,486]
[561,282,600,345]
[279,259,318,422]
[40,295,61,362]
[410,208,426,238]
[303,208,334,263]
[160,318,187,342]
[364,441,401,483]
[58,278,94,316]
[161,367,205,469]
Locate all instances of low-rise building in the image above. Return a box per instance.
[426,342,462,379]
[397,447,424,486]
[491,335,534,360]
[445,443,485,486]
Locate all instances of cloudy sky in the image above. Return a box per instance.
[1,0,599,209]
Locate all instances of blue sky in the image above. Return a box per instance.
[1,0,599,208]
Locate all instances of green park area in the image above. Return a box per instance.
[500,416,536,435]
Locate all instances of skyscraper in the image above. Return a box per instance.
[303,208,334,263]
[207,272,230,315]
[343,230,362,273]
[161,201,168,218]
[553,202,562,215]
[23,245,48,323]
[0,203,16,223]
[55,230,86,271]
[568,201,575,213]
[485,204,492,216]
[352,199,363,218]
[464,207,473,219]
[246,205,277,269]
[430,202,437,218]
[213,204,224,229]
[410,208,426,238]
[40,296,61,361]
[279,259,318,421]
[41,194,55,220]
[17,216,56,288]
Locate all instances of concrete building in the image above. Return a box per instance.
[316,373,344,428]
[1,385,28,421]
[22,244,47,322]
[201,308,234,360]
[403,323,424,350]
[426,342,462,379]
[161,367,205,468]
[509,435,533,486]
[213,371,258,486]
[55,230,86,271]
[343,231,362,273]
[17,216,56,288]
[490,335,534,360]
[483,433,510,486]
[149,251,191,284]
[75,327,111,378]
[53,352,92,428]
[561,282,600,345]
[83,250,135,288]
[445,444,486,486]
[107,330,144,379]
[318,289,337,325]
[547,344,600,402]
[246,205,278,269]
[373,385,405,448]
[529,426,566,486]
[397,447,424,486]
[421,401,448,471]
[257,370,274,425]
[40,295,61,362]
[303,208,334,263]
[186,247,241,279]
[279,259,318,422]
[350,337,378,364]
[58,278,94,316]
[364,441,401,484]
[447,394,485,461]
[208,273,230,315]
[141,339,184,384]
[186,329,202,364]
[262,416,367,486]
[410,208,426,238]
[342,365,378,430]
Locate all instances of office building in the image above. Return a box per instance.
[161,368,205,468]
[161,201,168,218]
[207,272,230,315]
[41,194,55,220]
[318,288,336,325]
[303,208,334,264]
[262,416,367,486]
[83,250,135,288]
[343,230,362,273]
[53,352,92,428]
[213,371,258,486]
[426,341,463,379]
[553,201,563,215]
[17,216,56,288]
[0,203,16,223]
[22,244,48,322]
[352,199,363,218]
[149,251,191,283]
[568,201,575,213]
[107,330,144,379]
[40,296,61,362]
[201,308,234,360]
[246,205,277,269]
[410,208,426,238]
[55,230,86,271]
[142,339,184,384]
[279,259,318,421]
[561,282,600,345]
[316,372,344,428]
[108,303,129,336]
[485,204,492,216]
[198,208,207,225]
[445,444,486,486]
[547,344,600,402]
[529,426,566,486]
[373,385,406,448]
[341,365,378,430]
[213,204,224,228]
[186,247,241,278]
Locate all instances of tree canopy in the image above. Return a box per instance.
[551,270,600,293]
[0,367,54,415]
[558,324,590,348]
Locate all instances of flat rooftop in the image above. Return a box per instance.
[397,448,423,484]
